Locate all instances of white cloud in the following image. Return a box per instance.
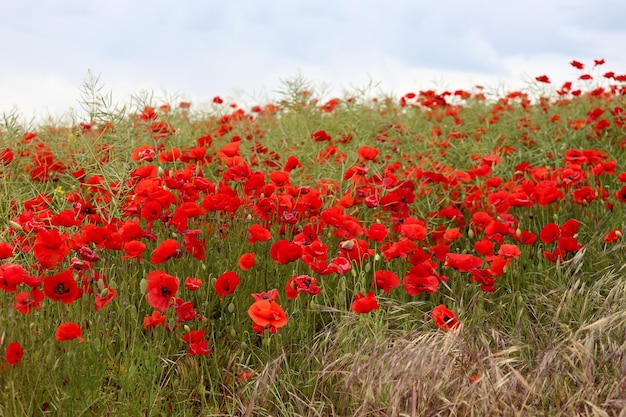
[1,0,626,124]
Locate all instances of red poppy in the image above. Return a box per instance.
[403,274,439,296]
[13,288,45,314]
[252,289,279,301]
[238,252,256,270]
[174,298,197,322]
[292,275,321,295]
[182,330,213,355]
[604,229,622,243]
[143,310,166,332]
[248,299,288,333]
[0,242,15,259]
[0,263,28,292]
[214,271,240,300]
[535,75,551,84]
[122,240,146,262]
[357,146,380,161]
[497,244,521,260]
[43,269,81,305]
[33,228,70,269]
[431,304,459,330]
[94,287,117,311]
[247,224,272,244]
[55,322,84,342]
[5,342,23,366]
[269,240,303,264]
[351,291,379,314]
[373,270,400,294]
[184,277,202,291]
[145,270,179,311]
[151,239,181,264]
[444,253,483,272]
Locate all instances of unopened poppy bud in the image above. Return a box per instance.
[140,278,147,293]
[515,228,522,238]
[365,262,371,273]
[96,279,106,291]
[227,302,235,313]
[157,166,164,176]
[230,328,237,338]
[553,213,559,222]
[468,229,475,239]
[374,253,381,262]
[9,221,23,231]
[616,230,623,238]
[99,288,109,299]
[201,263,207,270]
[341,239,355,250]
[183,324,191,333]
[351,268,357,278]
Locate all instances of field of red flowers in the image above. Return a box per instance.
[2,60,626,415]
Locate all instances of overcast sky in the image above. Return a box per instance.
[2,0,625,124]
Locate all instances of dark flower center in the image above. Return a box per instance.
[161,286,172,297]
[54,283,69,295]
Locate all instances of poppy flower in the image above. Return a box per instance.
[94,287,117,311]
[55,322,84,342]
[0,263,28,292]
[33,228,70,269]
[431,304,459,330]
[357,146,379,161]
[292,275,321,295]
[214,271,240,300]
[269,240,303,264]
[248,299,288,333]
[0,242,15,259]
[604,229,622,243]
[403,274,439,296]
[184,277,202,291]
[373,270,400,294]
[43,269,81,305]
[151,239,181,264]
[122,240,146,262]
[351,291,379,314]
[145,270,179,312]
[444,253,483,272]
[143,310,166,332]
[174,298,197,322]
[251,289,279,301]
[497,244,521,260]
[13,288,45,314]
[247,224,272,244]
[5,342,23,366]
[238,252,256,270]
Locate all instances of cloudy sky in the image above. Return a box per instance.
[2,0,625,124]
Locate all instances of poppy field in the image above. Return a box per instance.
[2,60,626,416]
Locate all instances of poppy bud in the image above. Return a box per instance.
[374,253,381,262]
[515,228,522,238]
[230,328,237,338]
[140,278,147,293]
[9,221,23,231]
[227,302,235,313]
[468,229,475,239]
[99,288,109,299]
[183,325,191,333]
[364,262,371,273]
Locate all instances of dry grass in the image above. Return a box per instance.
[232,261,626,416]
